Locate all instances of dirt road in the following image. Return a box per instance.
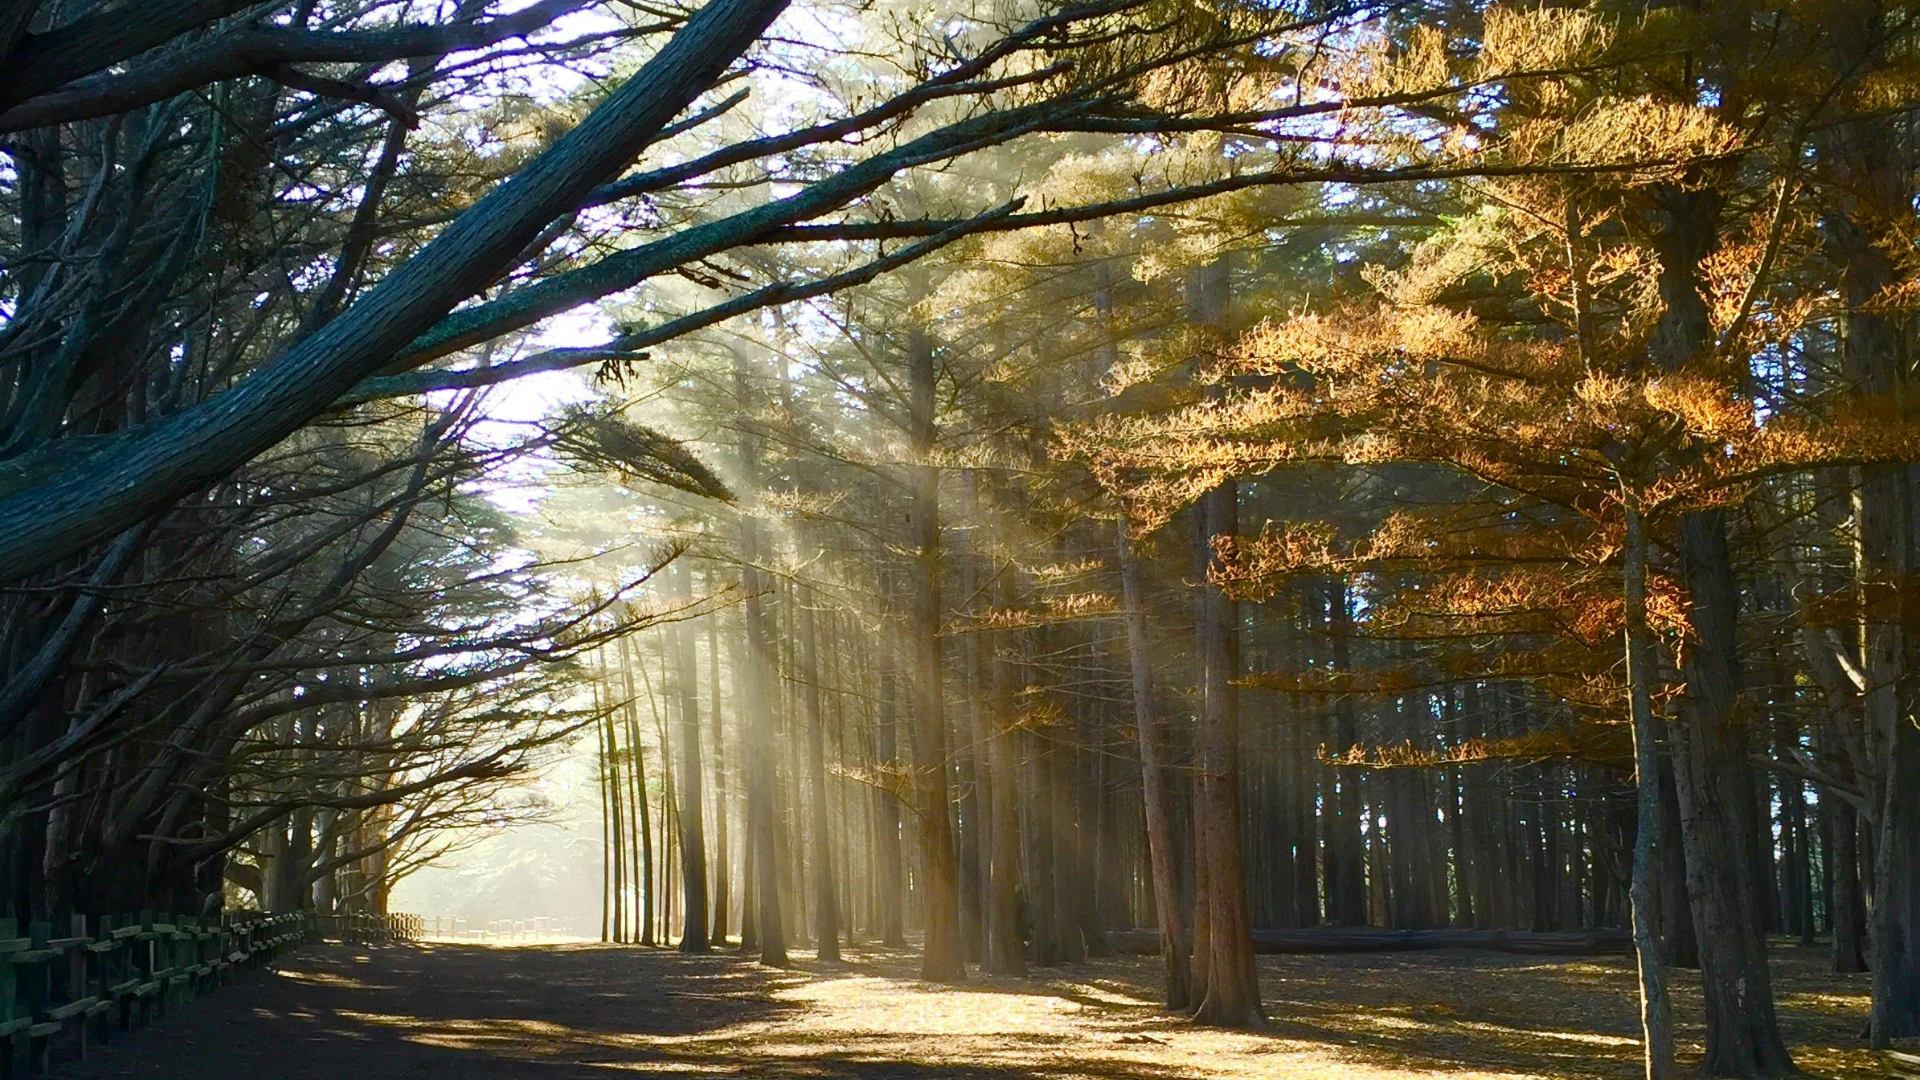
[51,939,1883,1079]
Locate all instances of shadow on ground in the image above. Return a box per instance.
[50,937,1891,1079]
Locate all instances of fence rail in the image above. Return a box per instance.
[313,913,422,944]
[0,910,418,1077]
[423,915,580,941]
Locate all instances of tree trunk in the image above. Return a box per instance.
[1326,580,1367,926]
[1117,519,1190,1008]
[1817,7,1918,1030]
[1651,188,1793,1077]
[1049,731,1085,964]
[875,635,906,947]
[983,562,1026,975]
[1669,512,1794,1076]
[906,320,965,983]
[1189,476,1263,1027]
[596,674,615,943]
[706,572,731,946]
[734,352,788,968]
[1185,258,1263,1029]
[673,562,710,952]
[800,587,841,961]
[1657,754,1697,970]
[1622,494,1676,1080]
[1870,681,1920,1044]
[617,638,655,947]
[1828,789,1867,973]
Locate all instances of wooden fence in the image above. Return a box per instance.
[0,910,418,1077]
[313,913,423,945]
[423,915,578,940]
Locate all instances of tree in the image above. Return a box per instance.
[0,0,789,576]
[1184,258,1264,1027]
[1064,4,1920,1066]
[671,562,713,951]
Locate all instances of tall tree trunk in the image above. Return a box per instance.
[1326,580,1367,926]
[982,562,1026,975]
[905,320,965,983]
[830,611,859,945]
[1049,727,1085,964]
[1622,494,1676,1080]
[618,637,655,948]
[1292,618,1321,928]
[801,586,841,961]
[1828,786,1867,973]
[875,632,906,947]
[778,584,807,949]
[1650,187,1793,1077]
[1117,519,1191,1008]
[1186,258,1263,1028]
[1867,529,1920,1043]
[673,562,710,952]
[1189,476,1262,1027]
[958,619,985,966]
[962,483,1013,973]
[1653,753,1697,969]
[1819,28,1920,1035]
[1668,511,1792,1075]
[706,571,731,946]
[595,674,615,943]
[734,351,788,968]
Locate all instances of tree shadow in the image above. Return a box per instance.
[49,937,1890,1080]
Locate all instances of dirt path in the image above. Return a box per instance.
[51,939,1883,1079]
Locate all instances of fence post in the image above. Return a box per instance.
[95,914,121,1042]
[0,917,25,1076]
[22,922,51,1074]
[107,915,132,1033]
[0,905,437,1077]
[64,914,87,1062]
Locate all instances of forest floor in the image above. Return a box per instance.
[53,936,1892,1079]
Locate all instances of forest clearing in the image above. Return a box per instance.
[7,0,1920,1078]
[49,939,1889,1080]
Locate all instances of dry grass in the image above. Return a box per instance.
[55,935,1899,1079]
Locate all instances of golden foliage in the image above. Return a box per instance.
[1479,5,1615,75]
[1323,723,1631,768]
[1549,96,1744,178]
[948,591,1121,633]
[1324,23,1455,102]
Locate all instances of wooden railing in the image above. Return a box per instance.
[422,915,577,940]
[313,913,422,945]
[0,909,419,1076]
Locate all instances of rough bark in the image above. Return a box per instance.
[1649,186,1793,1077]
[1117,520,1191,1009]
[673,562,710,952]
[906,320,965,983]
[1622,495,1676,1080]
[1186,259,1263,1029]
